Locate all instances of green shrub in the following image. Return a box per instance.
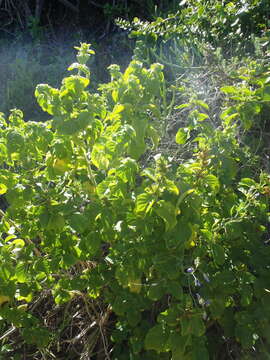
[0,43,269,359]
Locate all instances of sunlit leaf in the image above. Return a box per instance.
[221,86,238,94]
[176,128,188,145]
[0,183,7,194]
[135,192,155,215]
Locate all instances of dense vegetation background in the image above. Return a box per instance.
[0,0,269,359]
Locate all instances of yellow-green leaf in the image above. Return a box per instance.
[0,183,7,194]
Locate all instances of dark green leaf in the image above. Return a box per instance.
[69,213,89,233]
[212,243,225,265]
[144,324,169,352]
[155,200,177,231]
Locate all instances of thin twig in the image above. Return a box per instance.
[56,0,78,13]
[0,326,16,341]
[88,0,104,9]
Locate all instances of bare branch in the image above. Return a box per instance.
[56,0,79,13]
[35,0,45,21]
[88,0,103,9]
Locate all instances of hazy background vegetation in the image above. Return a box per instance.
[0,1,180,120]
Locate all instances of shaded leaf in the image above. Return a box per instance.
[155,200,177,231]
[144,324,169,352]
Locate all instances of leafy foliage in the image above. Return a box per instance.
[117,0,270,46]
[0,34,270,360]
[117,0,270,84]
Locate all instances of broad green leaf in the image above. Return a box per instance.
[169,332,190,358]
[15,263,28,283]
[112,90,118,102]
[262,85,270,101]
[165,179,179,195]
[176,189,195,207]
[0,265,12,281]
[176,128,188,145]
[0,143,7,161]
[96,176,126,199]
[155,200,177,231]
[81,232,101,255]
[115,158,138,184]
[4,234,16,243]
[193,99,209,110]
[165,218,192,249]
[181,314,205,337]
[129,138,147,160]
[0,294,10,307]
[175,103,189,110]
[115,266,129,288]
[239,178,257,187]
[39,210,50,229]
[12,239,25,248]
[141,168,156,181]
[197,113,209,122]
[112,104,125,114]
[147,283,164,301]
[68,62,90,77]
[210,298,226,318]
[220,157,237,185]
[191,338,209,360]
[21,327,51,348]
[47,214,65,232]
[205,174,220,192]
[128,278,142,294]
[235,324,256,349]
[167,281,183,300]
[212,243,225,265]
[135,192,155,215]
[62,252,78,267]
[0,183,7,194]
[144,324,169,352]
[91,142,110,170]
[6,188,26,207]
[35,84,59,115]
[69,213,89,233]
[221,86,238,94]
[191,315,205,337]
[54,290,72,305]
[6,131,24,154]
[76,110,92,131]
[127,310,141,327]
[112,296,127,316]
[62,75,89,94]
[220,108,239,125]
[153,254,181,280]
[158,305,181,327]
[239,102,260,130]
[181,316,192,336]
[52,116,80,136]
